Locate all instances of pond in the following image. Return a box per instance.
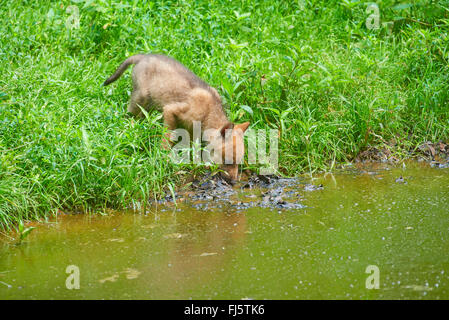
[1,163,448,299]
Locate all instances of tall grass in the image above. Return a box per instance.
[1,0,448,229]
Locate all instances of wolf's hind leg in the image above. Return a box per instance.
[128,90,149,118]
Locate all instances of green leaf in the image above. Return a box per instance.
[240,105,253,116]
[168,183,176,206]
[20,227,36,241]
[0,91,8,101]
[234,11,251,21]
[18,220,24,233]
[221,77,233,96]
[47,8,55,20]
[81,126,91,152]
[391,3,413,11]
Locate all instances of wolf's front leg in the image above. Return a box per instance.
[161,102,189,150]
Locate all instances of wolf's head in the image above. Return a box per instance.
[205,122,250,182]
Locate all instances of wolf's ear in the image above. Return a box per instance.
[234,122,250,133]
[220,122,233,137]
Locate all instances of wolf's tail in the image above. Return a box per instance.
[102,54,146,86]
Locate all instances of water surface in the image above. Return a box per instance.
[1,163,448,299]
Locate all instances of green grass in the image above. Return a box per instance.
[1,0,449,229]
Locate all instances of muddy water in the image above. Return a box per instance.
[1,163,449,299]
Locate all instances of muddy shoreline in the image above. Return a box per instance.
[355,140,449,168]
[152,148,449,214]
[14,142,449,224]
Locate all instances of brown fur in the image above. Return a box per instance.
[103,54,250,180]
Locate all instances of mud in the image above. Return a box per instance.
[356,140,449,168]
[155,172,317,212]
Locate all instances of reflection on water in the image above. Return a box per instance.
[1,163,449,299]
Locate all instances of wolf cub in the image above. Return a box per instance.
[103,54,250,181]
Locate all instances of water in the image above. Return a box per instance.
[1,163,448,299]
